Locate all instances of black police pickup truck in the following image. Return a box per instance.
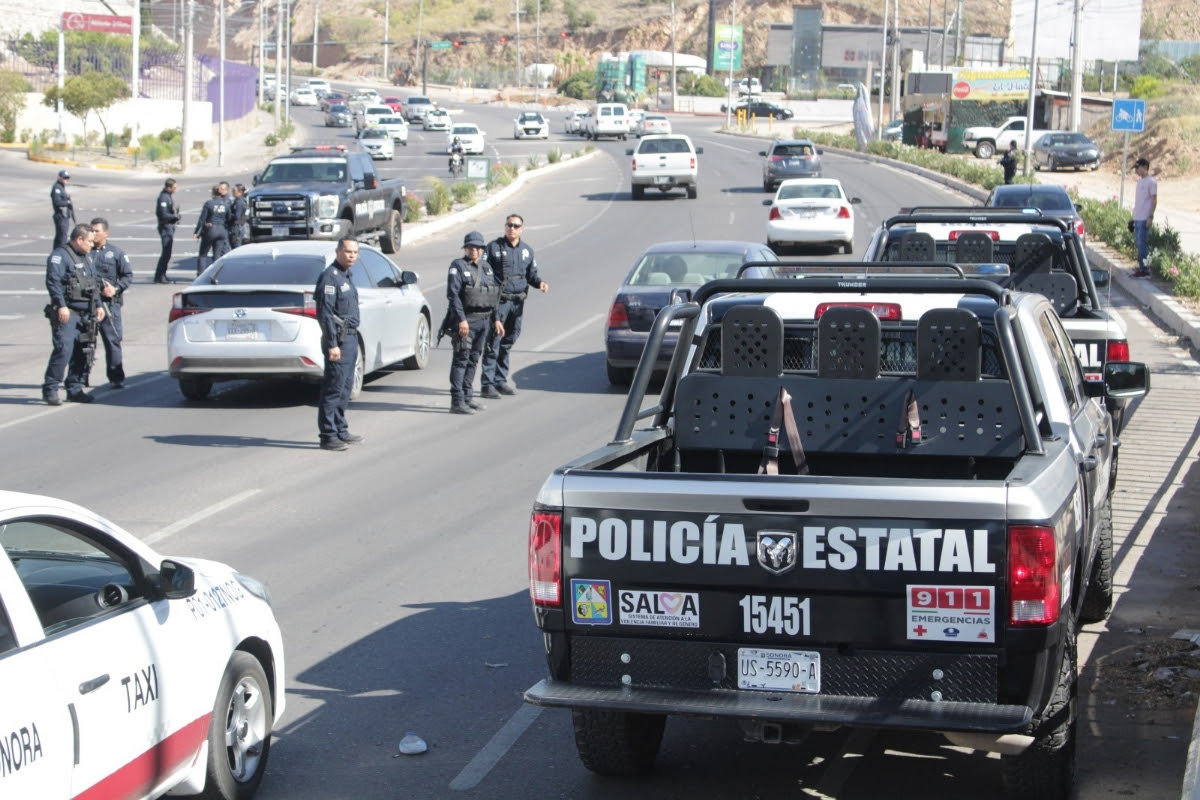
[524,271,1149,799]
[247,145,406,254]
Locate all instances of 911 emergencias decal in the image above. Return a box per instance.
[906,585,995,642]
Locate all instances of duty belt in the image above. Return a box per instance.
[500,292,527,301]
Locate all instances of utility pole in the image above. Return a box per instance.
[1068,0,1083,131]
[891,0,901,122]
[877,0,887,138]
[1023,0,1040,178]
[182,0,194,170]
[535,0,541,99]
[670,0,677,112]
[218,0,225,167]
[313,0,320,73]
[285,0,292,128]
[274,0,283,132]
[516,0,522,91]
[258,1,265,107]
[132,0,141,101]
[383,0,390,81]
[417,0,425,93]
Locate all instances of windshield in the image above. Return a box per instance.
[452,126,478,135]
[778,183,841,200]
[258,158,347,183]
[627,250,767,286]
[991,189,1074,212]
[201,254,329,285]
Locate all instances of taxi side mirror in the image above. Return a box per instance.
[157,559,196,599]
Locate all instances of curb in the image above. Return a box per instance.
[399,149,602,247]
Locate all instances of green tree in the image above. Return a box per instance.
[559,69,595,99]
[0,69,31,143]
[43,72,131,154]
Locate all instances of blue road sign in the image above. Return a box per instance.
[1112,98,1146,132]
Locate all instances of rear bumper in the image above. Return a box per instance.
[525,679,1032,734]
[606,329,679,368]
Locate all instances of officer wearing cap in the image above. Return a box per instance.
[480,213,549,398]
[88,217,133,388]
[193,184,232,275]
[447,231,503,414]
[154,178,181,283]
[51,170,75,249]
[43,223,105,405]
[315,237,363,451]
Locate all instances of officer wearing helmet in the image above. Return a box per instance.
[448,136,465,174]
[51,170,75,249]
[446,230,503,414]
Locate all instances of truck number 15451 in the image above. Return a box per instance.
[738,595,811,636]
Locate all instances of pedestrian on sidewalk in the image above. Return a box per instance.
[999,141,1018,185]
[1132,157,1158,277]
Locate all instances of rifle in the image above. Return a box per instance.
[78,290,101,387]
[436,307,455,348]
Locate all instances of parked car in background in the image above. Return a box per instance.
[604,240,778,383]
[985,182,1087,240]
[883,117,904,141]
[319,91,345,111]
[424,107,452,131]
[324,103,354,128]
[447,123,486,154]
[0,490,286,800]
[168,241,431,401]
[759,138,823,192]
[627,110,645,135]
[358,126,395,160]
[513,110,550,139]
[382,95,404,112]
[722,99,794,119]
[375,114,410,145]
[634,113,671,136]
[764,177,860,255]
[289,86,318,106]
[565,110,585,133]
[1031,131,1102,172]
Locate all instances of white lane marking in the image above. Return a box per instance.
[448,703,542,791]
[534,312,606,352]
[143,488,260,545]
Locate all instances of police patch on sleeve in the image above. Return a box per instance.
[50,255,62,264]
[449,267,458,275]
[324,285,336,298]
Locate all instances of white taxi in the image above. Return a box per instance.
[0,490,286,800]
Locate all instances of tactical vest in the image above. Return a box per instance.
[462,263,500,311]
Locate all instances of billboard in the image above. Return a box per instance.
[61,12,133,35]
[713,24,743,71]
[951,68,1030,101]
[1009,0,1141,63]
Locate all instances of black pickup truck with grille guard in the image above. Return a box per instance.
[524,271,1149,799]
[247,145,406,254]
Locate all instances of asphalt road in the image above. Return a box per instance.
[1,101,1198,799]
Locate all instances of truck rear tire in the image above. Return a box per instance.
[687,185,698,199]
[1080,497,1114,623]
[379,210,402,254]
[631,185,645,200]
[975,141,996,159]
[571,708,665,776]
[1001,615,1077,800]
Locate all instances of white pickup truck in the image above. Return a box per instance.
[962,116,1058,159]
[627,134,703,200]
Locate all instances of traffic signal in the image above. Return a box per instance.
[453,40,462,47]
[499,35,508,43]
[560,31,571,38]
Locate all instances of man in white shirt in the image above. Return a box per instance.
[1131,157,1157,277]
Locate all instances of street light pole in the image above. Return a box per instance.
[274,0,283,132]
[1068,0,1083,130]
[515,0,522,92]
[218,0,225,167]
[182,0,194,170]
[383,0,390,81]
[670,0,677,112]
[877,0,887,139]
[1023,0,1040,177]
[313,0,320,74]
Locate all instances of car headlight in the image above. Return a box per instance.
[317,195,338,218]
[236,572,274,609]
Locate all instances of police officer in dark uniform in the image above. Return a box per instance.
[42,223,106,405]
[480,213,549,398]
[154,178,180,283]
[229,183,249,249]
[193,184,232,275]
[50,170,75,249]
[88,217,133,388]
[999,140,1018,185]
[447,231,503,415]
[315,238,363,451]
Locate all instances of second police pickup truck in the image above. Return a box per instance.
[863,207,1134,433]
[524,271,1148,799]
[246,145,407,254]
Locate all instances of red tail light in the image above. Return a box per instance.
[689,157,696,169]
[815,302,902,320]
[278,292,318,318]
[529,511,562,607]
[168,293,208,322]
[607,301,629,328]
[836,206,852,219]
[1106,340,1129,362]
[768,207,783,221]
[1008,525,1059,626]
[1075,218,1086,237]
[631,159,637,172]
